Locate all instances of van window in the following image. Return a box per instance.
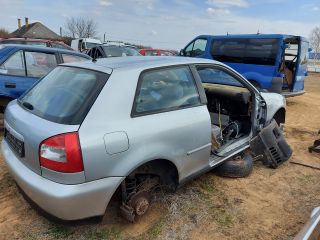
[185,39,207,57]
[133,66,200,116]
[25,52,57,78]
[19,66,109,124]
[212,38,279,65]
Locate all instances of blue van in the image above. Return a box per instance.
[180,34,309,97]
[0,44,91,110]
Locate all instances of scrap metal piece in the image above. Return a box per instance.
[250,120,292,168]
[308,131,320,153]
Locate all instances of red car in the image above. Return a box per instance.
[139,48,176,56]
[0,38,73,51]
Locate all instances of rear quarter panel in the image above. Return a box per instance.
[79,68,211,182]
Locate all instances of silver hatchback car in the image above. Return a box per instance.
[2,57,291,221]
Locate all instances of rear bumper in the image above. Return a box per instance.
[282,90,305,98]
[1,140,124,220]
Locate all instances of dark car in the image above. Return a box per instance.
[0,44,91,110]
[139,48,176,56]
[86,45,141,59]
[0,38,73,51]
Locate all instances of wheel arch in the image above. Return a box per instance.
[273,107,286,125]
[124,158,180,191]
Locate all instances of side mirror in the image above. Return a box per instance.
[179,49,186,56]
[308,47,313,52]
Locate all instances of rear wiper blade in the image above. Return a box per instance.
[22,101,34,110]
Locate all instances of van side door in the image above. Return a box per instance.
[293,38,308,92]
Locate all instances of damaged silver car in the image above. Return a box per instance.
[1,56,292,222]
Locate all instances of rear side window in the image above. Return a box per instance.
[19,66,109,124]
[133,66,200,116]
[62,54,89,63]
[160,51,174,56]
[212,38,279,65]
[25,51,57,78]
[145,50,158,56]
[0,50,25,76]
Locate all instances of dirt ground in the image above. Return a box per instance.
[1,75,320,240]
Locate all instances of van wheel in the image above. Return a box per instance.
[215,153,253,178]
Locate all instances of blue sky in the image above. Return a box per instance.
[1,0,319,49]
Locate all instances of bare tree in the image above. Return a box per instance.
[0,28,11,38]
[310,27,320,54]
[65,17,98,38]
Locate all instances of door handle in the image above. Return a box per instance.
[5,83,16,88]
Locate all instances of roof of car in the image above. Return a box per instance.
[61,56,220,74]
[0,44,90,57]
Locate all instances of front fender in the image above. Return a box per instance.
[260,92,286,123]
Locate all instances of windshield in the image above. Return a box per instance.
[102,46,141,57]
[19,66,109,124]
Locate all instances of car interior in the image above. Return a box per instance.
[197,66,253,152]
[281,37,300,90]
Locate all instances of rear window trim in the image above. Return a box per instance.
[18,65,110,125]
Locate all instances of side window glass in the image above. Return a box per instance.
[197,66,244,87]
[192,39,207,57]
[184,42,194,57]
[0,50,25,76]
[134,66,200,115]
[25,52,57,78]
[160,50,174,56]
[62,54,88,63]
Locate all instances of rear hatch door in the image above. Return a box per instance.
[3,65,110,175]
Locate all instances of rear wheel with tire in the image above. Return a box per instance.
[215,153,253,178]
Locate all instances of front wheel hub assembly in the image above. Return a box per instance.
[129,191,150,216]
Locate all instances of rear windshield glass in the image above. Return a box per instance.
[19,66,109,124]
[211,38,280,66]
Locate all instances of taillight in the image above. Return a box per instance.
[39,132,84,173]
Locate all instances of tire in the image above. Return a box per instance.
[215,153,253,178]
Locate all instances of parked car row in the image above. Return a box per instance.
[0,38,73,50]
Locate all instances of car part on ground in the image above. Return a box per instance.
[215,153,253,178]
[250,120,292,168]
[308,130,320,153]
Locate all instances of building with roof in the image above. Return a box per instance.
[11,17,62,40]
